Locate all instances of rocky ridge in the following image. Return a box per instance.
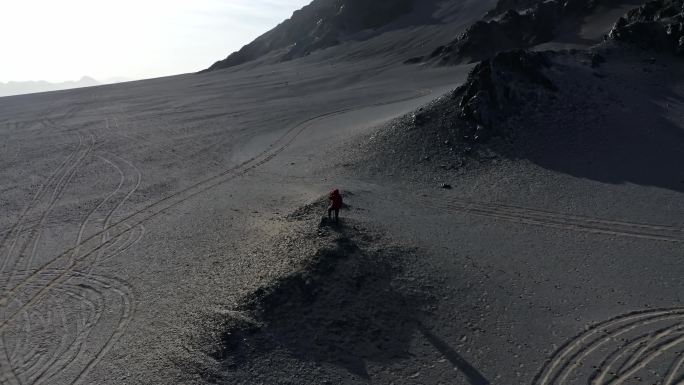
[180,197,433,383]
[609,0,684,54]
[407,0,634,65]
[206,0,417,71]
[351,48,559,181]
[372,0,684,184]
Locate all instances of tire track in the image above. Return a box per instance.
[534,308,684,385]
[0,89,433,330]
[414,195,684,243]
[69,273,135,385]
[4,150,139,384]
[0,129,88,385]
[14,148,126,383]
[91,224,145,268]
[20,286,98,385]
[61,154,126,270]
[85,153,142,273]
[34,274,109,385]
[1,99,138,384]
[0,132,83,275]
[0,269,133,385]
[1,133,94,291]
[0,89,430,383]
[6,306,30,364]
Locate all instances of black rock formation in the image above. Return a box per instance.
[364,50,557,175]
[409,0,633,65]
[456,50,556,133]
[609,0,684,54]
[408,49,556,137]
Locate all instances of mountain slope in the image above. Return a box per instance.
[205,0,423,71]
[351,0,684,190]
[205,0,647,72]
[407,0,644,65]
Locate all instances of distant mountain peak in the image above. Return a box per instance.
[0,76,101,97]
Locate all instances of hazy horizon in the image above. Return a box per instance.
[0,0,311,84]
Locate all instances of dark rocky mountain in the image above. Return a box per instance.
[408,0,642,65]
[609,0,684,53]
[365,49,560,169]
[354,0,684,187]
[206,0,654,72]
[205,0,421,71]
[410,0,684,150]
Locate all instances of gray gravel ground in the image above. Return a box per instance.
[1,3,683,385]
[0,57,462,385]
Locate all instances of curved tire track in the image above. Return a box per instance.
[535,308,684,385]
[0,89,431,383]
[0,89,433,329]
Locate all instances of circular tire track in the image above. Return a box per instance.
[0,269,134,385]
[535,308,684,385]
[1,104,140,385]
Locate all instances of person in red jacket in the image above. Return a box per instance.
[328,189,343,222]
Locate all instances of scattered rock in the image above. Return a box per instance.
[189,218,433,382]
[413,110,429,125]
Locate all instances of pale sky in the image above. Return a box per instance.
[0,0,310,83]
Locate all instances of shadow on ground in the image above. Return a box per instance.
[193,217,432,383]
[363,50,684,194]
[507,73,684,193]
[175,194,496,384]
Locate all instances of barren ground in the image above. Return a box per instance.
[1,8,683,385]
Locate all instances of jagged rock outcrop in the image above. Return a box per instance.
[362,49,557,176]
[609,0,684,54]
[205,0,417,71]
[415,50,556,144]
[409,0,630,65]
[455,50,556,133]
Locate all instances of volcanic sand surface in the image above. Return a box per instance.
[0,56,465,385]
[0,8,683,385]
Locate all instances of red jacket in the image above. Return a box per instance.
[329,189,343,210]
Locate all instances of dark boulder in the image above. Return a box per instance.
[458,50,556,130]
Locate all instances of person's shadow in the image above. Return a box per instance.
[237,235,426,378]
[417,322,491,385]
[209,223,491,384]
